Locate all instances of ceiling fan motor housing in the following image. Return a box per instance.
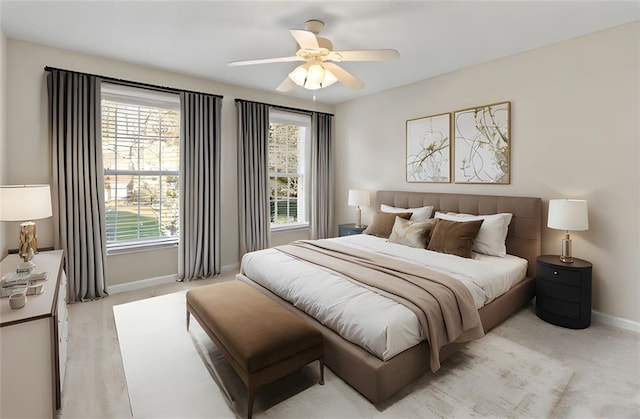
[305,19,324,34]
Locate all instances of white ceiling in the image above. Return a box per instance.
[1,1,638,105]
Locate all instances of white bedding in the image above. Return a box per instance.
[240,234,527,361]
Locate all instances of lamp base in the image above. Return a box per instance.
[18,221,38,263]
[559,255,574,264]
[355,207,363,228]
[560,233,573,264]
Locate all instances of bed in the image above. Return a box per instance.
[237,191,542,405]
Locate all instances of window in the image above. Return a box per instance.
[101,84,181,252]
[268,110,311,231]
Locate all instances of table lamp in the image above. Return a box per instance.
[347,189,370,228]
[0,185,53,270]
[547,199,589,263]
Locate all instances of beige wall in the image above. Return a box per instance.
[4,39,331,286]
[334,22,640,323]
[0,27,8,259]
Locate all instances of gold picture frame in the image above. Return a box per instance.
[406,112,451,183]
[453,101,511,184]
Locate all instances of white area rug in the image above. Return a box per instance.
[114,291,574,418]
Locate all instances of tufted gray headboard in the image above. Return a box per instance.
[375,191,542,277]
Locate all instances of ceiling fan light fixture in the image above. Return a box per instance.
[307,63,325,84]
[323,69,338,86]
[289,64,310,86]
[288,62,338,90]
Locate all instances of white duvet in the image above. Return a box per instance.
[240,234,527,361]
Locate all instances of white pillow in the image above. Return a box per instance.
[434,211,513,257]
[381,204,434,222]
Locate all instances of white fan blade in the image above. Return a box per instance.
[322,62,364,90]
[328,49,400,62]
[290,29,319,50]
[229,56,302,66]
[276,77,296,92]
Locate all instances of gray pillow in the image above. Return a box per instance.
[388,217,438,249]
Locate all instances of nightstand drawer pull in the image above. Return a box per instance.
[554,271,558,275]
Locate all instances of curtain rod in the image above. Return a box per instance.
[44,66,223,99]
[234,98,334,117]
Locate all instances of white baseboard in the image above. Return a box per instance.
[109,274,178,294]
[592,310,640,333]
[220,263,240,273]
[109,263,240,294]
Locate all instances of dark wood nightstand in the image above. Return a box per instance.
[536,254,592,329]
[338,223,367,237]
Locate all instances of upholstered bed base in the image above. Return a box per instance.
[237,273,535,405]
[238,192,542,405]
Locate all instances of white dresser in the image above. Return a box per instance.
[0,250,68,418]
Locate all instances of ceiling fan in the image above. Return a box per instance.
[229,19,400,92]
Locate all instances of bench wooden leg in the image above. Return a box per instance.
[319,357,325,385]
[247,386,255,419]
[186,308,190,330]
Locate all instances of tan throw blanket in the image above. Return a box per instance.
[276,240,485,371]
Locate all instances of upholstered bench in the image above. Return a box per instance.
[186,281,324,418]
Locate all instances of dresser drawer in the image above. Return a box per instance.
[537,263,582,286]
[536,295,581,319]
[537,278,581,303]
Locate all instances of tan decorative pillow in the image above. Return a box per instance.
[427,219,484,259]
[364,211,412,238]
[388,217,438,249]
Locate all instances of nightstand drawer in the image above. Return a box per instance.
[537,279,581,303]
[537,263,582,286]
[338,224,367,237]
[536,296,581,319]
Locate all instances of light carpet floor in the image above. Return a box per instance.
[114,290,576,418]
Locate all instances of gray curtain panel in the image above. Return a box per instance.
[178,92,222,280]
[236,100,271,255]
[309,112,335,239]
[48,69,108,302]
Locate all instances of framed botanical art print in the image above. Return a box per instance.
[453,101,510,184]
[406,112,451,183]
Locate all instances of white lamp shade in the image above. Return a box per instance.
[347,189,370,207]
[0,185,53,221]
[547,199,589,231]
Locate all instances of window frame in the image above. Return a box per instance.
[101,83,181,254]
[268,109,311,232]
